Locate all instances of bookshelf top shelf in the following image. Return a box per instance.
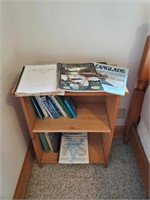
[11,81,129,97]
[65,88,129,96]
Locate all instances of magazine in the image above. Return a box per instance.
[58,132,89,164]
[57,63,104,92]
[57,62,129,95]
[94,62,129,96]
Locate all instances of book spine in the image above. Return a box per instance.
[50,96,67,117]
[35,96,48,117]
[49,133,61,152]
[30,96,44,120]
[46,96,60,118]
[63,97,76,118]
[40,96,54,119]
[55,96,73,118]
[48,96,62,117]
[44,132,54,151]
[38,133,50,152]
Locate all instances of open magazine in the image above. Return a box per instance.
[57,62,129,95]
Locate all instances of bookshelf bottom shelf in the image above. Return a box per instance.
[40,133,105,164]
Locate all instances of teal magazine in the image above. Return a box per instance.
[94,62,129,96]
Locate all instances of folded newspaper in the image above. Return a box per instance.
[58,132,89,164]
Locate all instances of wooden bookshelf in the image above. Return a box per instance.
[17,92,123,167]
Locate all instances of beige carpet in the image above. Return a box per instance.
[25,139,147,199]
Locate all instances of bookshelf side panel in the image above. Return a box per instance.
[105,95,121,131]
[19,97,43,164]
[19,97,36,137]
[32,133,43,164]
[102,95,121,165]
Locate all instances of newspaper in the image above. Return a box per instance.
[57,62,129,95]
[58,132,89,164]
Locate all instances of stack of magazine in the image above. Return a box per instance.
[15,62,129,96]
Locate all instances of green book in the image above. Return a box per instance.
[38,133,50,152]
[55,96,73,118]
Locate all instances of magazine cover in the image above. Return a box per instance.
[58,132,89,164]
[94,62,129,95]
[57,63,104,92]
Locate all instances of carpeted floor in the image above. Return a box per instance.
[25,139,147,199]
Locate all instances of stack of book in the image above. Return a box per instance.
[30,95,77,120]
[38,132,61,153]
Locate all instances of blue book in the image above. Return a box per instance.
[30,96,45,120]
[46,96,60,118]
[48,96,62,117]
[63,97,77,118]
[41,96,55,119]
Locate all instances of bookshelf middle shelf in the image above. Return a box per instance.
[32,102,111,133]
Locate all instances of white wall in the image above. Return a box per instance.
[1,1,149,199]
[0,2,2,198]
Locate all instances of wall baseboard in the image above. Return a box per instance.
[13,126,124,199]
[13,141,35,199]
